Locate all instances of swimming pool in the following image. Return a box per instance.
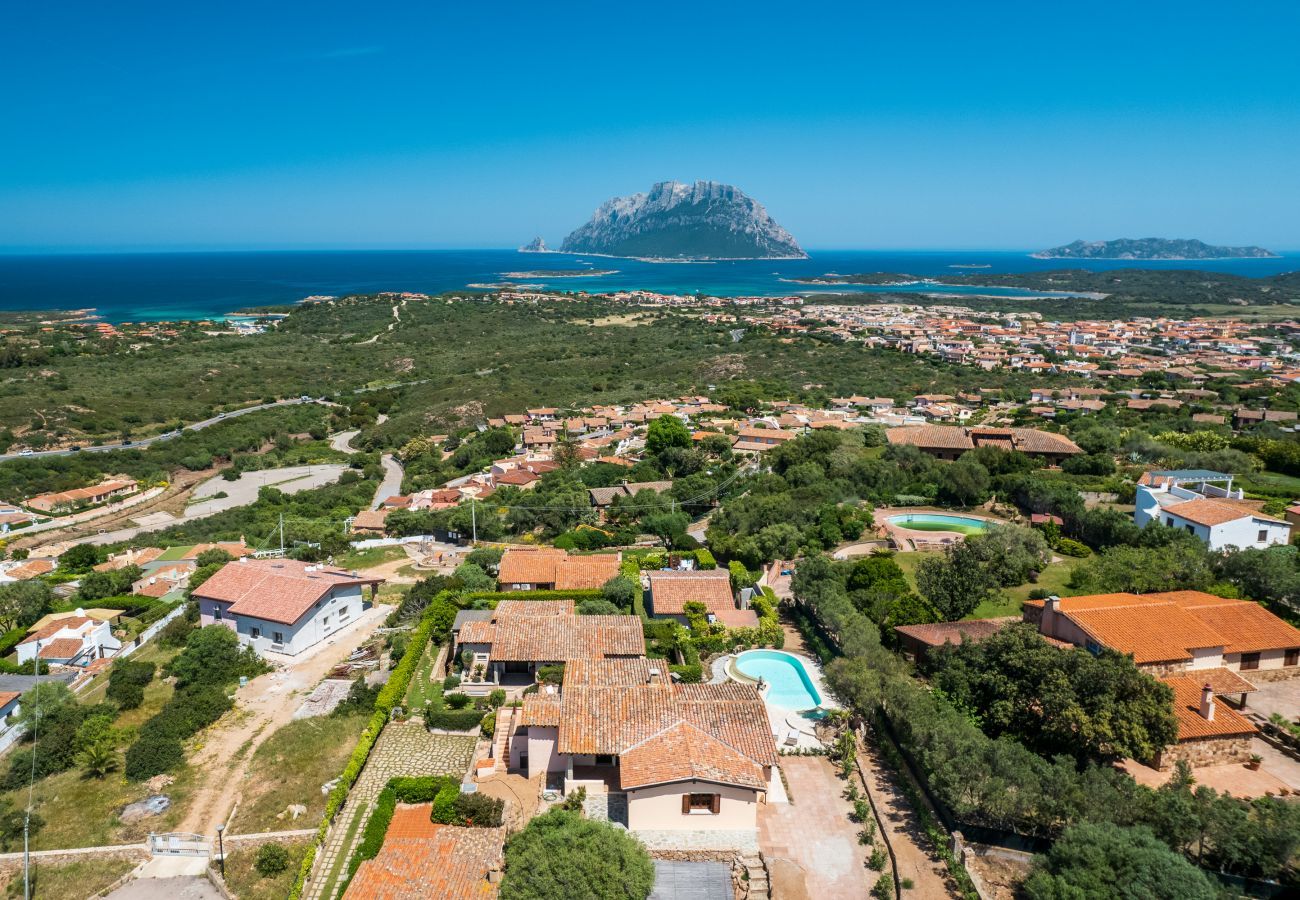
[886,513,989,535]
[733,649,824,711]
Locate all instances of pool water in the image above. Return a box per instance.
[886,513,989,535]
[734,649,823,711]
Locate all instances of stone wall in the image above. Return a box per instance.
[1247,667,1300,684]
[1156,736,1254,771]
[1139,661,1191,678]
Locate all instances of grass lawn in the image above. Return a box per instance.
[1238,469,1300,498]
[155,545,196,562]
[0,856,139,899]
[229,713,369,834]
[404,640,443,712]
[217,839,309,900]
[892,550,1086,620]
[333,545,408,571]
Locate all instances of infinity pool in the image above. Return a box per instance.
[887,513,989,535]
[733,649,823,711]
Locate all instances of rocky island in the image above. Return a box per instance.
[1033,238,1279,260]
[518,236,550,253]
[559,180,806,260]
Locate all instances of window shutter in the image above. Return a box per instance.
[682,794,691,815]
[710,794,720,814]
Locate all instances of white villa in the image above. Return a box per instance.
[192,558,382,656]
[1134,469,1290,550]
[17,612,121,666]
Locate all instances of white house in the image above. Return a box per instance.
[191,558,383,656]
[17,612,121,666]
[1135,469,1291,551]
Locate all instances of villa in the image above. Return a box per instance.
[24,477,139,514]
[646,569,758,627]
[1134,470,1290,550]
[496,547,620,592]
[17,612,121,666]
[511,658,778,847]
[191,558,383,656]
[454,599,643,684]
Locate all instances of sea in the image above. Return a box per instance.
[0,249,1296,324]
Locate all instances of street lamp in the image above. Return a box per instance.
[216,824,225,877]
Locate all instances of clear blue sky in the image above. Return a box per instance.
[4,1,1299,252]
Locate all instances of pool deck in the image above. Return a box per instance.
[722,649,837,751]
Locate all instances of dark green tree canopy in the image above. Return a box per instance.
[499,809,654,900]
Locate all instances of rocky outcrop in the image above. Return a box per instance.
[560,181,806,260]
[518,236,549,253]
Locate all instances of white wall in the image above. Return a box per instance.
[525,727,564,778]
[1207,517,1291,551]
[234,584,364,655]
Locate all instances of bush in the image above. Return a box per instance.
[695,548,717,569]
[536,664,565,684]
[442,674,461,691]
[668,664,702,683]
[1055,538,1092,558]
[106,659,156,710]
[487,688,506,709]
[445,692,471,709]
[124,734,184,781]
[499,809,654,900]
[425,709,488,731]
[255,842,291,877]
[454,791,505,827]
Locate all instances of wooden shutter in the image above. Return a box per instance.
[710,794,720,814]
[682,794,691,814]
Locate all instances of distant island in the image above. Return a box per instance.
[518,237,550,253]
[558,180,807,260]
[500,269,616,278]
[1033,238,1279,260]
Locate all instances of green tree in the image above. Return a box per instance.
[499,808,654,900]
[0,580,54,632]
[194,548,235,568]
[936,458,990,507]
[57,542,101,573]
[645,415,691,455]
[16,682,75,733]
[599,575,638,610]
[452,561,494,592]
[1023,822,1217,900]
[914,553,997,620]
[168,625,265,688]
[642,510,689,549]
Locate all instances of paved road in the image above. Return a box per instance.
[0,397,330,461]
[370,454,403,510]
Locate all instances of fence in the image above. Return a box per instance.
[115,602,188,661]
[148,832,209,858]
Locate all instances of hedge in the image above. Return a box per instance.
[425,708,487,731]
[465,589,601,604]
[0,628,26,658]
[669,664,702,683]
[694,548,717,570]
[289,595,450,899]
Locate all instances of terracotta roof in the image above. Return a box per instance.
[1162,497,1287,528]
[564,657,661,686]
[497,548,619,589]
[1194,667,1258,695]
[4,559,54,580]
[0,692,20,710]
[94,547,165,571]
[1035,591,1300,662]
[554,554,620,590]
[894,618,1015,649]
[38,638,85,660]
[192,559,382,626]
[343,808,504,900]
[519,695,561,727]
[886,425,1081,456]
[351,509,390,531]
[1160,675,1257,742]
[647,569,736,617]
[620,721,766,790]
[22,616,94,645]
[459,602,643,662]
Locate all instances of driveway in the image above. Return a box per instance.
[758,756,876,899]
[370,454,403,509]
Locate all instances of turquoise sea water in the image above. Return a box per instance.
[734,649,823,710]
[0,249,1295,323]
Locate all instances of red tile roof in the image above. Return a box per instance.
[343,807,504,900]
[38,638,85,660]
[620,721,766,790]
[647,569,736,617]
[192,559,382,626]
[1160,675,1257,741]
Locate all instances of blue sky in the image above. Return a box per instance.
[4,1,1299,251]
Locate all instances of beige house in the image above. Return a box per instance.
[511,658,777,846]
[646,568,758,627]
[496,547,620,592]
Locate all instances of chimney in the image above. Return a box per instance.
[1200,684,1215,721]
[647,667,661,684]
[1046,595,1061,613]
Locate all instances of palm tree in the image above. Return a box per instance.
[78,741,119,779]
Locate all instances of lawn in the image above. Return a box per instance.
[1238,469,1300,498]
[155,544,197,562]
[404,639,442,712]
[333,545,408,571]
[229,713,370,834]
[892,550,1085,620]
[217,839,310,900]
[0,856,139,899]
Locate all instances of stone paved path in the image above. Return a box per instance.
[303,723,475,900]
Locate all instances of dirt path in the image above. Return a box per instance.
[175,608,387,838]
[858,738,955,897]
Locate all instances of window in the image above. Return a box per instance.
[1259,529,1269,543]
[212,606,222,621]
[595,754,614,766]
[322,615,331,627]
[338,606,350,621]
[1286,649,1299,667]
[1241,652,1261,671]
[250,627,261,640]
[683,793,720,815]
[1166,517,1174,527]
[1185,524,1195,534]
[273,631,284,644]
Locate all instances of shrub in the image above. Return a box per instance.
[480,712,497,737]
[124,734,184,781]
[430,780,460,823]
[1055,538,1092,558]
[668,664,702,683]
[867,847,887,871]
[487,689,506,709]
[106,659,156,710]
[695,548,717,569]
[255,842,291,877]
[454,791,504,827]
[425,709,488,731]
[445,692,471,709]
[499,808,654,900]
[442,674,461,690]
[536,664,565,684]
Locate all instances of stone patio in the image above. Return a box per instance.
[758,756,875,899]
